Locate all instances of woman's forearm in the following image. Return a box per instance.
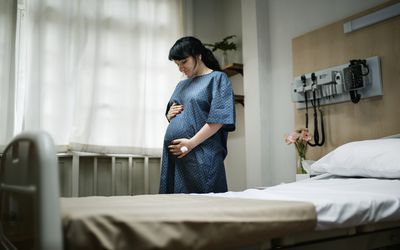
[189,123,223,148]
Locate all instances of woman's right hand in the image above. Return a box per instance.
[167,102,183,121]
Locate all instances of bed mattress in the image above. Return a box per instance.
[61,194,316,250]
[209,174,400,230]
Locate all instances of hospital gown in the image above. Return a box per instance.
[159,71,235,194]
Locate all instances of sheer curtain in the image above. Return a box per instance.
[0,0,16,146]
[14,0,183,155]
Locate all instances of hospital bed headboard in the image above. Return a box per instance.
[0,131,62,250]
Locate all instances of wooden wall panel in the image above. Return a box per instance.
[292,0,400,160]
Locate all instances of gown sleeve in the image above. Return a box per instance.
[165,101,172,122]
[206,73,236,131]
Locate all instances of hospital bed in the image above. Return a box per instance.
[1,131,400,250]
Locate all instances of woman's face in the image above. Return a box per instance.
[174,56,198,77]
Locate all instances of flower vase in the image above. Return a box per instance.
[296,155,307,174]
[296,155,310,181]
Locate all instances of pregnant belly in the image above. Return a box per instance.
[164,115,195,142]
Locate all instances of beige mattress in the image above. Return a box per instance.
[61,194,316,250]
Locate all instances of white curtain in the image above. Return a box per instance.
[0,0,16,146]
[11,0,183,155]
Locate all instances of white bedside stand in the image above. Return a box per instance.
[295,174,310,182]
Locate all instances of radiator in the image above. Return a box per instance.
[58,153,161,197]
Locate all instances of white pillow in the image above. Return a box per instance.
[311,138,400,178]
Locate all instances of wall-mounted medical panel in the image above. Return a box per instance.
[291,56,382,109]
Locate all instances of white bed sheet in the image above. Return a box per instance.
[206,174,400,230]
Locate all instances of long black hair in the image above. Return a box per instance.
[168,36,221,71]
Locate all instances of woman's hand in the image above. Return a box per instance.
[167,102,183,121]
[168,138,193,158]
[168,123,223,158]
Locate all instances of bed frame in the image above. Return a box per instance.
[273,221,400,250]
[1,131,400,250]
[0,131,62,250]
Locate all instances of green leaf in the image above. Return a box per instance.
[203,35,237,52]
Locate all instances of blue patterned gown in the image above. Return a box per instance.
[159,71,236,194]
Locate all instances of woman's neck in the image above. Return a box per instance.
[193,61,213,76]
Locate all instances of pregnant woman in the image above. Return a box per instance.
[159,36,236,194]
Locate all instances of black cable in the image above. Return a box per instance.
[316,98,325,146]
[350,90,361,103]
[308,73,318,147]
[308,73,325,147]
[308,90,318,147]
[301,75,309,128]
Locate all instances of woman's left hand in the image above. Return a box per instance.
[168,138,192,158]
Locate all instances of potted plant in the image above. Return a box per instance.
[204,35,237,66]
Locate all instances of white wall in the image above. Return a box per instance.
[241,0,271,188]
[193,0,387,189]
[192,0,243,66]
